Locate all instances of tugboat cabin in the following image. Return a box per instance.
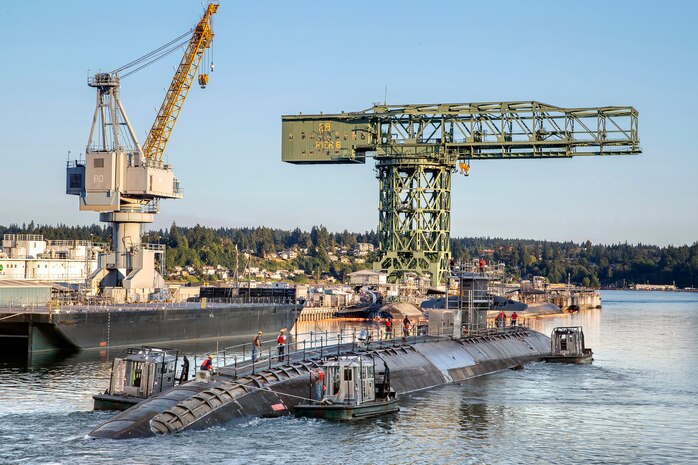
[546,326,593,364]
[323,356,376,404]
[295,355,398,421]
[552,326,585,355]
[94,347,189,410]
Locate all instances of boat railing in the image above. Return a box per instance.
[190,322,533,377]
[200,297,301,305]
[4,297,304,313]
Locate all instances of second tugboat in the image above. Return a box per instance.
[93,347,189,411]
[544,326,593,364]
[294,355,398,421]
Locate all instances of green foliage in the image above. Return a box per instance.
[3,222,696,288]
[450,237,698,288]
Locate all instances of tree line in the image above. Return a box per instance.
[2,222,696,288]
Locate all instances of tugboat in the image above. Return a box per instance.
[544,326,593,364]
[294,355,399,421]
[93,347,190,410]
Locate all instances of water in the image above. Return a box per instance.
[1,290,697,465]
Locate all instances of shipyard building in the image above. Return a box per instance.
[0,234,100,283]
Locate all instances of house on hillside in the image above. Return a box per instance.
[353,243,375,256]
[348,269,387,286]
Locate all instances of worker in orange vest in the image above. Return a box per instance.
[277,328,287,361]
[200,354,214,372]
[311,368,325,400]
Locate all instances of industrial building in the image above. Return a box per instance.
[0,234,100,284]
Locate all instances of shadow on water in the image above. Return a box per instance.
[0,345,84,369]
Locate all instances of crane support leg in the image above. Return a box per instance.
[373,158,452,286]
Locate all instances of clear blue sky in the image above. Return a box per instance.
[1,0,696,246]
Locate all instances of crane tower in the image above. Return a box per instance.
[282,102,640,286]
[66,3,218,302]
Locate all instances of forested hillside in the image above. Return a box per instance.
[2,222,697,288]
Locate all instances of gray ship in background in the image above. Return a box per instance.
[0,299,300,355]
[0,277,302,356]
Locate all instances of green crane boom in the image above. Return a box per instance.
[282,101,640,286]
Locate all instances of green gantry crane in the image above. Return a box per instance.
[282,101,640,286]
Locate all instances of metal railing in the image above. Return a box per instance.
[141,243,166,251]
[189,322,533,378]
[200,296,301,305]
[3,234,44,242]
[0,297,302,313]
[190,328,426,377]
[450,259,506,277]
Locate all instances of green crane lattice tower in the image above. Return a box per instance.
[282,102,640,286]
[375,158,452,282]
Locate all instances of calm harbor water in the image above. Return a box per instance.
[1,290,697,465]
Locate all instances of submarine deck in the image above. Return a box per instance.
[88,327,550,439]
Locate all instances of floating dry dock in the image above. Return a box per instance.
[0,301,299,355]
[88,328,550,439]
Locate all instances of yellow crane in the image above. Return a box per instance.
[142,2,219,161]
[67,3,219,301]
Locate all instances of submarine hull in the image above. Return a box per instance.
[88,329,550,439]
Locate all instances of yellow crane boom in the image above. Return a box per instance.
[142,2,218,160]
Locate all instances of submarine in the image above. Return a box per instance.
[87,327,550,439]
[87,267,551,439]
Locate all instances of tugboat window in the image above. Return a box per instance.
[131,362,143,387]
[344,368,352,381]
[332,373,340,395]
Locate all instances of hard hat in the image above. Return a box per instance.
[208,354,214,359]
[280,328,286,332]
[258,330,263,335]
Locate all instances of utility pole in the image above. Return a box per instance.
[234,244,239,287]
[247,250,252,302]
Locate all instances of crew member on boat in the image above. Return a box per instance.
[311,367,325,400]
[252,331,262,362]
[403,316,411,337]
[496,311,506,328]
[200,354,214,372]
[277,329,287,361]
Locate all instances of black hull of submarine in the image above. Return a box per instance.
[88,329,550,439]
